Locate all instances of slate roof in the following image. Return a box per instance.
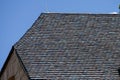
[14,13,120,80]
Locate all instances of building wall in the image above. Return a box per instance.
[0,50,29,80]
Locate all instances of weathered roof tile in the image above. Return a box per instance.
[14,13,120,79]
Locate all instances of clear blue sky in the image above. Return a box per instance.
[0,0,120,70]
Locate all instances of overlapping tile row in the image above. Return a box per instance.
[14,13,120,80]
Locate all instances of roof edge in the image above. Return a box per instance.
[41,12,120,15]
[0,47,30,79]
[0,46,14,77]
[14,13,45,47]
[14,49,30,80]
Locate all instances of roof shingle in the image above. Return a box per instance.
[14,13,120,79]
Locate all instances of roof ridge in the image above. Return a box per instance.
[41,12,120,15]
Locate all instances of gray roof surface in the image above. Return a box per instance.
[14,13,120,80]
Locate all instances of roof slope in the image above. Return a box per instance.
[14,13,120,79]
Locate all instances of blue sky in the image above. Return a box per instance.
[0,0,120,70]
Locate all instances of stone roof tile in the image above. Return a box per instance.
[14,13,120,79]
